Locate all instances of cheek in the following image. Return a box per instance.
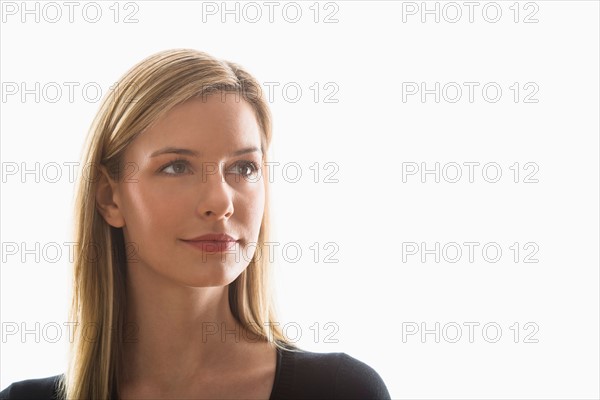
[121,181,185,242]
[237,184,266,237]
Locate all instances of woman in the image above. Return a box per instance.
[0,49,391,399]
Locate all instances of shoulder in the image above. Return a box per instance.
[278,347,391,399]
[0,375,62,400]
[332,352,391,399]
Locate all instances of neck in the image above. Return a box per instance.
[119,261,251,388]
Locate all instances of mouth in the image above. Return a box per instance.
[180,239,239,253]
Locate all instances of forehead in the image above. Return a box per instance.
[126,93,262,160]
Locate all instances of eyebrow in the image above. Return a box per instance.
[150,146,262,158]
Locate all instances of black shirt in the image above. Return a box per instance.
[0,346,391,399]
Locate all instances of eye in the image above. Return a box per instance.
[159,158,191,176]
[230,160,260,179]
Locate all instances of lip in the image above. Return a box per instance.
[184,233,237,242]
[180,233,239,253]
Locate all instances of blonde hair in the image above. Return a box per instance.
[58,49,298,400]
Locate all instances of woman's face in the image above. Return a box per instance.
[100,93,265,287]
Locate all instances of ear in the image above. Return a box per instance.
[95,164,126,228]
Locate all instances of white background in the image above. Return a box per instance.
[1,1,599,398]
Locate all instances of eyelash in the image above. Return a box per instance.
[158,158,260,178]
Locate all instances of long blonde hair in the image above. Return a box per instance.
[58,49,298,400]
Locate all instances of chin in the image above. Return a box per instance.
[178,266,246,288]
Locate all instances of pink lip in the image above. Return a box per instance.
[185,233,237,242]
[181,233,238,253]
[182,240,237,253]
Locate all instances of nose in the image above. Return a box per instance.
[196,164,234,220]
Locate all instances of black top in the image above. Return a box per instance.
[0,346,391,399]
